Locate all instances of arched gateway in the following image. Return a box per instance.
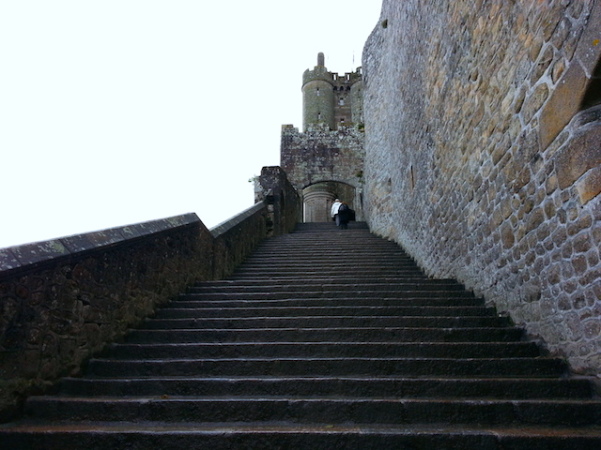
[302,181,356,223]
[280,53,365,223]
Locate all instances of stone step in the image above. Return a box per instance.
[187,282,466,294]
[233,262,421,269]
[84,356,565,378]
[168,295,488,310]
[246,253,409,259]
[245,253,413,260]
[180,286,473,301]
[59,375,593,399]
[163,302,497,314]
[105,341,540,359]
[230,270,428,279]
[229,272,434,280]
[123,326,525,343]
[140,315,510,329]
[197,277,459,286]
[3,422,601,450]
[213,277,447,285]
[21,396,601,426]
[2,222,599,446]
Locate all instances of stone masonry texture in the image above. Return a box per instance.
[0,188,297,421]
[363,0,601,380]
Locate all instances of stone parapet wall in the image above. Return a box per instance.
[211,203,269,280]
[363,0,601,379]
[255,166,302,236]
[281,124,365,189]
[281,124,365,219]
[0,179,299,421]
[0,214,211,420]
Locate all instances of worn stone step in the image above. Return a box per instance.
[168,298,495,311]
[243,255,415,263]
[59,375,593,399]
[180,290,480,301]
[252,248,404,253]
[21,396,601,426]
[188,283,466,294]
[244,250,412,257]
[229,272,429,280]
[124,326,525,343]
[212,275,446,284]
[3,422,601,450]
[253,242,401,247]
[84,356,566,378]
[198,275,456,284]
[140,316,510,329]
[240,257,416,265]
[105,341,539,359]
[152,304,496,318]
[228,272,436,280]
[245,244,411,251]
[233,264,422,272]
[2,221,598,447]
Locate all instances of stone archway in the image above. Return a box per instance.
[302,181,357,223]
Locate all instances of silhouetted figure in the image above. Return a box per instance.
[338,202,351,229]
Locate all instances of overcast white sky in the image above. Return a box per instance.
[0,1,382,248]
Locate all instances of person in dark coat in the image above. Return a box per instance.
[337,202,352,229]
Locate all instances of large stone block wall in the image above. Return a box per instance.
[0,183,300,421]
[363,0,601,379]
[281,124,365,219]
[255,166,302,236]
[0,214,212,420]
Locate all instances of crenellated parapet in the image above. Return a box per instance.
[302,52,363,132]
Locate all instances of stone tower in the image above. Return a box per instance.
[302,52,364,131]
[281,53,365,223]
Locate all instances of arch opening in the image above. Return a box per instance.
[301,181,356,223]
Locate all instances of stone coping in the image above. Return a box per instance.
[0,213,201,278]
[210,203,266,239]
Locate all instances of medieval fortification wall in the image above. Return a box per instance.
[363,0,601,378]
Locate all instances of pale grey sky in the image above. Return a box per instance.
[0,1,382,248]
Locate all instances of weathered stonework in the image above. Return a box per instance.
[0,215,212,420]
[281,54,366,223]
[0,181,300,421]
[363,0,601,379]
[281,124,365,221]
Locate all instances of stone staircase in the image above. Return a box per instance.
[1,222,601,448]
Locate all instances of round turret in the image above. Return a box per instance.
[302,53,335,131]
[350,71,364,128]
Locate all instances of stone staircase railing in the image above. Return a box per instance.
[0,166,300,421]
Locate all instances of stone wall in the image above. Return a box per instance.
[0,214,211,420]
[0,178,300,421]
[281,123,365,220]
[255,166,302,236]
[363,0,601,379]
